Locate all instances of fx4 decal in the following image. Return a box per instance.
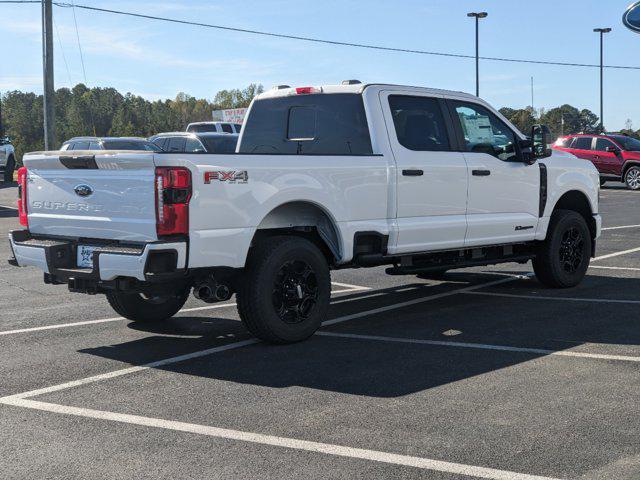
[204,171,249,184]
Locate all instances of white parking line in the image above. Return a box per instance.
[0,275,521,400]
[601,224,640,231]
[0,274,567,479]
[590,265,640,272]
[317,332,640,363]
[0,204,17,210]
[0,397,562,480]
[462,290,640,305]
[592,246,640,261]
[0,281,368,337]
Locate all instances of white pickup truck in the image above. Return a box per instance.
[9,82,601,343]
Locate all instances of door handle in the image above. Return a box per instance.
[402,169,423,176]
[472,169,491,176]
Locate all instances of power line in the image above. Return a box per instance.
[52,15,73,85]
[4,0,640,71]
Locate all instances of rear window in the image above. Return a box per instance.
[239,93,373,155]
[199,135,238,153]
[573,137,593,150]
[188,124,218,133]
[102,140,161,151]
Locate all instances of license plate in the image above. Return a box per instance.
[77,245,97,268]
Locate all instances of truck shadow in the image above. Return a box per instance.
[0,206,18,218]
[79,271,640,398]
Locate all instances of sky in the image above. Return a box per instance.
[1,0,639,131]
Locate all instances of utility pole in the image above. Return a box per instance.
[593,27,611,133]
[467,12,488,97]
[42,0,56,149]
[530,76,534,116]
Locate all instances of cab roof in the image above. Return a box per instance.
[256,83,476,100]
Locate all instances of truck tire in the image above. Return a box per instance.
[3,156,14,183]
[625,166,640,190]
[237,236,331,344]
[106,290,189,322]
[532,209,591,288]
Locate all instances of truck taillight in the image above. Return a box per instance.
[155,167,191,237]
[17,167,28,227]
[295,86,320,95]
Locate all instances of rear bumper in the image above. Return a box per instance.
[8,230,187,285]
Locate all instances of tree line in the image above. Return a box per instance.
[0,83,263,162]
[2,82,638,163]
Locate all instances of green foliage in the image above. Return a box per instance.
[0,83,263,164]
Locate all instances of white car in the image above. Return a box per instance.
[0,136,16,182]
[185,121,241,134]
[10,82,601,344]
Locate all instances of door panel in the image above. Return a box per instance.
[380,92,468,254]
[593,137,622,175]
[448,100,539,246]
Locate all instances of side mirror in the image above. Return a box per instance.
[531,124,552,159]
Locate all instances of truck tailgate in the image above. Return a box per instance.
[23,152,158,242]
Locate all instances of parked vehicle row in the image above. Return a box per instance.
[149,132,238,154]
[553,133,640,190]
[9,82,601,345]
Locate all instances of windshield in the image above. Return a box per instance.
[611,135,640,152]
[102,140,162,151]
[189,124,218,133]
[199,135,238,153]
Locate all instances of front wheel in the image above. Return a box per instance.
[533,209,591,288]
[106,289,189,322]
[625,166,640,190]
[237,236,331,344]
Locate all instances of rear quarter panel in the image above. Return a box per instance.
[153,153,390,268]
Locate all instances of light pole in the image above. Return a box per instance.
[593,27,611,133]
[467,11,488,97]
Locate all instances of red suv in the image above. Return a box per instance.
[553,134,640,190]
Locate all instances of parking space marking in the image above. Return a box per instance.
[601,224,640,231]
[317,332,640,364]
[0,397,562,480]
[322,276,522,327]
[463,290,640,305]
[0,282,367,337]
[590,265,640,272]
[0,302,238,337]
[0,204,17,210]
[0,275,521,400]
[330,281,370,291]
[592,246,640,261]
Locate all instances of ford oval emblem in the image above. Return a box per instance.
[74,184,94,197]
[623,1,640,33]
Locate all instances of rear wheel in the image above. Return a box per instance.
[106,289,189,322]
[3,156,14,182]
[625,166,640,190]
[237,236,331,344]
[533,209,591,288]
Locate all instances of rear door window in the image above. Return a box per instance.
[72,141,90,150]
[388,95,450,151]
[220,124,233,133]
[167,137,186,152]
[239,93,373,155]
[573,137,593,150]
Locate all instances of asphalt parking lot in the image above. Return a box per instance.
[1,181,640,480]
